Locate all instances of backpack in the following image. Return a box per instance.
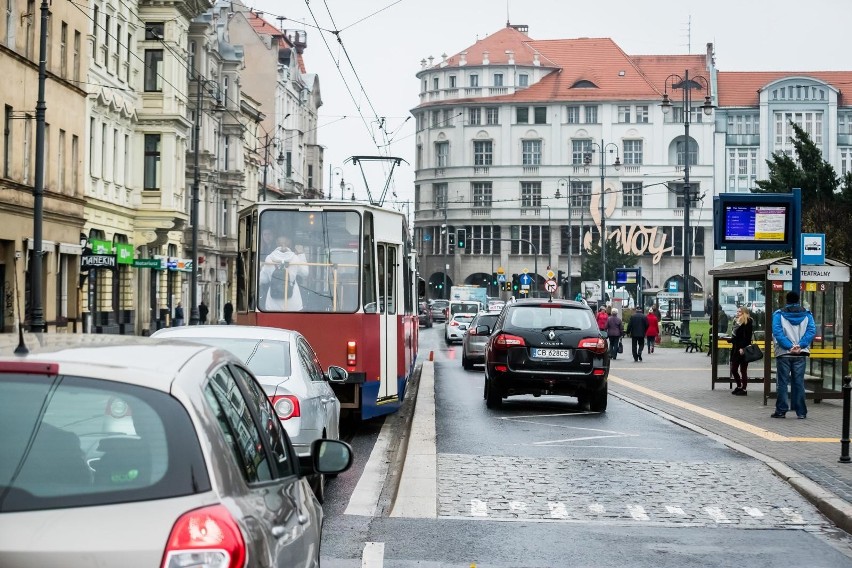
[269,263,294,300]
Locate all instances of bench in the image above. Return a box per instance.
[684,333,705,353]
[661,321,680,336]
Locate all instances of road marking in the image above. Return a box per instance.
[548,502,569,519]
[781,507,805,524]
[589,503,606,514]
[627,505,649,521]
[743,506,764,517]
[665,506,686,516]
[609,374,838,443]
[704,506,731,523]
[470,499,488,517]
[345,415,394,516]
[362,542,384,568]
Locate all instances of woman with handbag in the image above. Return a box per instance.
[730,306,755,396]
[605,308,624,360]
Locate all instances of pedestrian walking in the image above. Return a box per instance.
[605,308,623,360]
[173,303,184,327]
[626,308,649,362]
[645,306,659,354]
[596,306,609,334]
[729,306,754,396]
[198,301,209,324]
[705,292,715,318]
[771,291,816,418]
[223,301,233,325]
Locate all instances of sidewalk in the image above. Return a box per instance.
[608,343,852,533]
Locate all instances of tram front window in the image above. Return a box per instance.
[258,210,362,313]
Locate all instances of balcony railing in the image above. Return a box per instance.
[434,168,445,177]
[464,87,482,96]
[474,166,490,175]
[522,165,539,175]
[488,87,508,96]
[520,207,542,216]
[472,208,491,216]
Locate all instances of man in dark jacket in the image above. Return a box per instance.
[626,309,649,362]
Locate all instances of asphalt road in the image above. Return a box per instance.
[319,326,852,567]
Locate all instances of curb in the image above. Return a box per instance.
[612,389,852,534]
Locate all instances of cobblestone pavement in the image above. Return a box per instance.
[438,453,826,529]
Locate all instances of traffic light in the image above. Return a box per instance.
[457,228,467,249]
[447,232,455,254]
[511,273,519,292]
[491,272,498,287]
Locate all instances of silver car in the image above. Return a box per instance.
[445,313,475,344]
[462,311,500,369]
[0,333,352,567]
[152,325,347,502]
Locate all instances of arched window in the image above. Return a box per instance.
[675,138,697,166]
[571,80,597,89]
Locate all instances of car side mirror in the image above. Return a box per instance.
[314,439,353,474]
[326,365,348,383]
[476,325,490,335]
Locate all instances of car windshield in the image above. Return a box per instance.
[0,373,209,513]
[177,337,291,377]
[508,306,594,330]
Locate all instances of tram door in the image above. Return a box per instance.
[376,243,399,403]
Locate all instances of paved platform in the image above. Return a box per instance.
[607,343,852,533]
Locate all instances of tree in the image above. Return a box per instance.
[581,238,640,282]
[754,121,852,264]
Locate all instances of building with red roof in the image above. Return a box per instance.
[412,23,852,312]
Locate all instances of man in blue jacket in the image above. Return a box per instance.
[771,291,817,419]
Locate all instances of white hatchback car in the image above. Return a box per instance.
[0,333,352,567]
[445,313,475,344]
[153,325,347,502]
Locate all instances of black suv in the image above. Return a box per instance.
[483,298,610,411]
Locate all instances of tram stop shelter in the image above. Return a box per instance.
[708,257,851,405]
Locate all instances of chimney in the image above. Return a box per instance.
[420,58,427,70]
[440,53,448,68]
[459,51,467,66]
[706,42,716,69]
[505,50,514,65]
[482,50,489,65]
[533,53,540,67]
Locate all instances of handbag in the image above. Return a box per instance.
[743,344,763,363]
[617,339,624,354]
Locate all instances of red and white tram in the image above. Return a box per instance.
[235,200,419,420]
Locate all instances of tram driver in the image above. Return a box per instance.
[260,235,309,311]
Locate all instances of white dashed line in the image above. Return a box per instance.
[588,503,606,514]
[548,502,569,519]
[781,507,805,524]
[743,506,764,518]
[704,507,731,523]
[470,499,488,517]
[361,542,384,568]
[627,505,649,521]
[665,506,686,516]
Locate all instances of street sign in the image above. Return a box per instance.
[133,258,162,269]
[498,274,506,283]
[546,270,555,280]
[523,268,529,274]
[668,281,678,292]
[497,267,505,274]
[545,279,557,292]
[801,233,825,265]
[519,273,532,286]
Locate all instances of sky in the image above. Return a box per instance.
[247,0,851,213]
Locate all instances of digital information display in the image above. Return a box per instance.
[615,269,638,285]
[724,204,788,243]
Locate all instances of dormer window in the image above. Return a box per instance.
[571,79,597,89]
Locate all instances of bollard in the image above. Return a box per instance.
[840,376,852,464]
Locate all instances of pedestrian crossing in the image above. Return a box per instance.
[442,498,820,528]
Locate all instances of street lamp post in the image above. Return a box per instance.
[587,142,620,307]
[260,120,287,202]
[189,75,225,325]
[540,203,552,269]
[661,70,714,342]
[328,166,342,200]
[555,177,573,298]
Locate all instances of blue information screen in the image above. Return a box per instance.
[724,204,788,243]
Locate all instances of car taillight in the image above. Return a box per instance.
[0,361,59,375]
[161,504,246,568]
[347,341,357,367]
[578,337,608,354]
[270,395,301,420]
[493,333,525,348]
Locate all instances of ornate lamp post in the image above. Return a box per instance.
[661,70,714,342]
[555,177,573,298]
[586,142,620,307]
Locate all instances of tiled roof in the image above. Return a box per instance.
[718,71,852,107]
[439,26,551,68]
[430,29,711,104]
[246,10,307,72]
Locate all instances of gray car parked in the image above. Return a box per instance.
[0,333,352,568]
